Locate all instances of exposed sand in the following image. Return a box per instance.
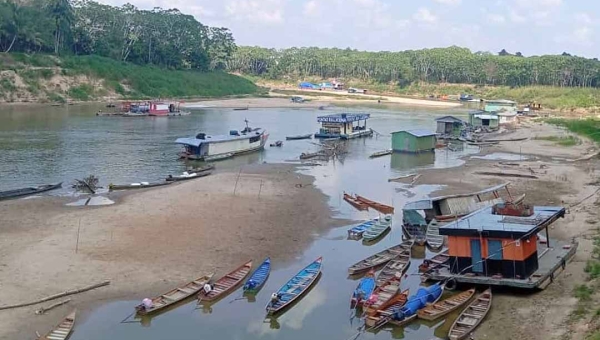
[0,164,345,340]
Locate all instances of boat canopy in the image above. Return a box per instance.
[317,113,370,123]
[175,137,202,147]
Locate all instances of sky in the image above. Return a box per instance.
[97,0,598,57]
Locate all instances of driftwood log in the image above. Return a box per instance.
[0,280,110,311]
[475,171,538,179]
[35,299,71,315]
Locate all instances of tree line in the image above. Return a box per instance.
[227,46,600,88]
[0,0,235,70]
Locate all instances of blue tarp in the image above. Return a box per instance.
[393,283,442,321]
[299,82,314,89]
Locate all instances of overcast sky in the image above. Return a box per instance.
[97,0,597,57]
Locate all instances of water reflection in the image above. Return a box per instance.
[390,152,435,171]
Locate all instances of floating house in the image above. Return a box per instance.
[427,203,577,289]
[314,113,373,139]
[468,111,499,129]
[435,116,466,138]
[391,130,436,153]
[497,111,518,125]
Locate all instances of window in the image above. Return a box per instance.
[249,136,260,143]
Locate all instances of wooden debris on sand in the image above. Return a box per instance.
[475,171,538,179]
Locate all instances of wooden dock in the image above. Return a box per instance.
[425,239,578,290]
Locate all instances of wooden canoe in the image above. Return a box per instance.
[136,273,213,315]
[243,257,271,293]
[419,250,450,273]
[348,241,413,275]
[425,219,444,249]
[109,181,172,191]
[418,288,476,321]
[0,182,62,201]
[448,289,492,340]
[356,195,394,214]
[166,171,212,182]
[362,217,392,242]
[350,270,376,309]
[343,193,369,211]
[198,261,252,302]
[389,284,445,327]
[347,219,378,239]
[266,257,322,314]
[363,277,401,316]
[369,149,393,158]
[286,133,312,140]
[38,310,76,340]
[364,289,410,327]
[375,246,412,287]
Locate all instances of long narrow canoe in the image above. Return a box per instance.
[362,218,392,242]
[38,310,76,340]
[369,149,393,158]
[448,289,492,340]
[286,133,312,140]
[348,241,413,275]
[243,257,271,293]
[136,273,214,315]
[425,219,444,249]
[109,181,172,191]
[419,250,450,273]
[187,164,216,173]
[418,288,476,321]
[166,171,212,182]
[364,289,409,327]
[343,193,369,211]
[363,277,401,316]
[356,195,394,214]
[347,219,378,239]
[266,257,322,315]
[198,261,252,302]
[350,270,376,309]
[389,283,444,326]
[1,182,62,201]
[375,245,412,286]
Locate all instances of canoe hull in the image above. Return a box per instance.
[0,182,62,201]
[448,289,492,340]
[266,257,322,315]
[198,261,252,302]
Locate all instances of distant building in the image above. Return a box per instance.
[497,111,518,125]
[391,129,436,153]
[435,116,466,137]
[469,111,499,129]
[484,99,517,113]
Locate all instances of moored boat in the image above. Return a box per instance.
[363,277,401,316]
[375,244,412,287]
[176,120,268,161]
[418,288,476,321]
[186,164,215,173]
[314,113,373,139]
[165,171,211,182]
[243,257,271,293]
[343,193,369,211]
[388,283,444,326]
[356,195,394,214]
[266,257,322,315]
[402,209,427,245]
[348,242,412,275]
[0,182,62,201]
[369,149,393,158]
[286,133,312,140]
[364,289,409,327]
[418,250,450,273]
[136,273,213,315]
[347,219,378,239]
[109,181,171,191]
[299,151,324,160]
[448,289,492,340]
[425,219,444,249]
[38,310,76,340]
[350,270,376,309]
[198,260,253,302]
[362,216,393,242]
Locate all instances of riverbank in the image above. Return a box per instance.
[0,164,344,340]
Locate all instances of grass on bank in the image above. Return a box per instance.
[533,135,581,146]
[545,119,600,143]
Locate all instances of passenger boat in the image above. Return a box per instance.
[348,242,412,275]
[0,182,62,201]
[356,195,394,214]
[343,193,369,211]
[425,219,444,249]
[350,270,376,309]
[363,277,401,316]
[136,273,213,315]
[362,216,393,242]
[388,283,444,326]
[176,120,268,161]
[266,257,322,315]
[418,288,476,321]
[347,219,378,239]
[364,289,409,327]
[165,171,211,182]
[448,289,492,340]
[369,149,393,158]
[198,261,252,302]
[121,101,187,117]
[286,133,312,140]
[375,243,412,286]
[314,113,373,139]
[38,310,76,340]
[243,257,271,293]
[109,181,171,191]
[418,250,450,273]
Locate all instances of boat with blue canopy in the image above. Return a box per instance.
[347,218,378,239]
[266,257,322,315]
[350,270,376,309]
[243,257,271,294]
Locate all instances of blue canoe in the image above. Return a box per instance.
[243,257,271,293]
[265,257,322,315]
[350,271,376,309]
[390,283,444,326]
[347,219,378,238]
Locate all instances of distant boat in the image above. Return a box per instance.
[0,182,62,201]
[198,260,252,302]
[286,134,312,140]
[270,141,283,147]
[233,107,249,111]
[186,164,216,173]
[343,193,369,211]
[135,273,213,315]
[266,257,322,315]
[165,171,211,182]
[243,257,271,294]
[109,181,172,191]
[369,149,393,158]
[38,310,76,340]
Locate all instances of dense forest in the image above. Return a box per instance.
[227,46,600,88]
[0,0,235,70]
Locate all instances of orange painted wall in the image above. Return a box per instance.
[447,235,538,261]
[447,236,471,257]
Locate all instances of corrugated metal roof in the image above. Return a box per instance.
[392,129,436,137]
[435,116,465,123]
[474,114,499,120]
[403,199,433,210]
[317,113,370,123]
